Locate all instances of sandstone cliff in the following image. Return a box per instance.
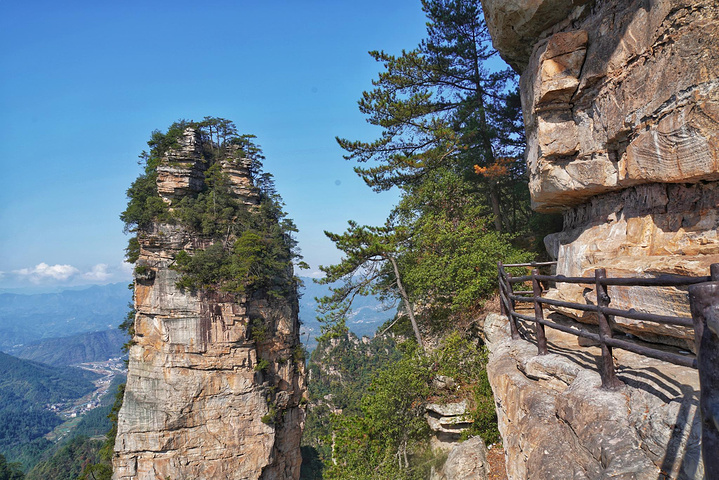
[113,128,305,480]
[478,2,717,477]
[481,0,719,349]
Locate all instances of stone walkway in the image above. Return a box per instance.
[485,311,703,479]
[514,310,700,401]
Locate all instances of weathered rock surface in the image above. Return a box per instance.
[113,132,305,480]
[427,400,468,417]
[482,0,719,349]
[484,313,703,479]
[481,0,591,72]
[518,1,719,212]
[542,182,719,350]
[481,2,716,476]
[220,156,259,205]
[426,400,473,437]
[156,129,207,204]
[430,436,489,480]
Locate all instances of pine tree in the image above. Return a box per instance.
[336,0,527,232]
[320,0,534,339]
[317,221,424,350]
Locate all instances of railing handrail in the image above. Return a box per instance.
[497,260,719,470]
[507,294,694,327]
[506,273,711,286]
[498,261,704,367]
[501,261,557,268]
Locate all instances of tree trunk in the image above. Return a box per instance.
[490,183,502,232]
[388,255,424,352]
[472,37,503,233]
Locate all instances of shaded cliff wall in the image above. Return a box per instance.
[482,0,719,349]
[113,130,305,480]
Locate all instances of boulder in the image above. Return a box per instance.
[426,400,473,436]
[430,436,489,480]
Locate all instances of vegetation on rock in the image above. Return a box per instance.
[304,1,559,477]
[110,118,305,478]
[121,116,304,299]
[317,0,553,341]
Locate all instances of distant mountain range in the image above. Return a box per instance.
[298,277,396,350]
[10,329,127,366]
[0,283,131,351]
[0,279,393,354]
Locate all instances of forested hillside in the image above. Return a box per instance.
[24,374,125,480]
[301,326,498,479]
[0,352,99,469]
[301,0,556,478]
[24,436,103,480]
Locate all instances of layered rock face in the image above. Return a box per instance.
[113,130,305,480]
[482,0,719,348]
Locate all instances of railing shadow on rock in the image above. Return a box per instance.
[497,261,719,476]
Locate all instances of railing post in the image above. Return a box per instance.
[595,268,622,389]
[498,262,507,317]
[532,269,548,355]
[688,264,719,477]
[506,271,519,340]
[498,262,519,340]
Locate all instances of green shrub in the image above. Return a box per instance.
[292,345,307,364]
[249,318,269,343]
[254,359,270,373]
[462,369,500,444]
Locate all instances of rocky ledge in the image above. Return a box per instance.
[484,312,703,479]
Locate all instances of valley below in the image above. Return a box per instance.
[45,358,127,443]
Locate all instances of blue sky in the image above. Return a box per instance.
[0,0,431,291]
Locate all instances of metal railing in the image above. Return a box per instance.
[497,261,719,472]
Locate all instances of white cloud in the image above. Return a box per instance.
[307,270,325,279]
[14,263,80,283]
[83,263,111,281]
